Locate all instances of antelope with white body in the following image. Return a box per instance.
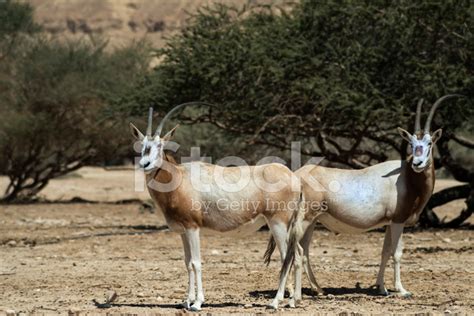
[270,95,461,308]
[129,104,303,311]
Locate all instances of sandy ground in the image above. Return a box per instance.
[0,167,472,315]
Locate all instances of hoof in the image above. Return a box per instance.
[401,291,413,298]
[267,301,279,310]
[182,299,193,310]
[386,290,412,298]
[376,286,389,296]
[189,305,202,312]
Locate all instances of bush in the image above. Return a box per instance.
[0,33,150,201]
[0,0,40,60]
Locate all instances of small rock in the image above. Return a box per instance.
[327,294,335,300]
[5,310,15,316]
[156,296,163,301]
[244,303,252,308]
[7,240,16,247]
[444,309,452,314]
[106,290,117,303]
[211,249,219,255]
[68,307,80,314]
[137,292,145,298]
[442,238,452,243]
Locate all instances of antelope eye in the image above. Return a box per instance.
[428,142,432,146]
[144,147,151,155]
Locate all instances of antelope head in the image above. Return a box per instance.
[129,102,213,172]
[129,107,180,172]
[398,95,460,173]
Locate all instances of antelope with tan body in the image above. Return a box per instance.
[269,95,461,309]
[130,104,307,311]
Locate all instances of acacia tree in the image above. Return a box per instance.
[0,2,151,202]
[121,1,473,226]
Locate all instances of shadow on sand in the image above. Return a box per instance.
[93,284,383,310]
[249,283,383,299]
[93,300,267,310]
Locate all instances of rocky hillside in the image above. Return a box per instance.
[28,0,285,49]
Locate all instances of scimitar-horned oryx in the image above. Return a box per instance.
[268,95,462,309]
[130,103,317,311]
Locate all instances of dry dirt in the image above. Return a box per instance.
[0,167,473,315]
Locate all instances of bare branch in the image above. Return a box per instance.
[451,134,474,149]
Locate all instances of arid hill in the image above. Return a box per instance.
[27,0,285,49]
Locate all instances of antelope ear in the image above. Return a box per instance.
[397,127,412,143]
[431,129,442,143]
[129,122,144,141]
[161,124,180,142]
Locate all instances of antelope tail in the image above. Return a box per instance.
[278,192,306,281]
[263,235,276,266]
[264,191,306,266]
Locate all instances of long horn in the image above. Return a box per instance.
[424,94,463,133]
[414,98,423,133]
[146,107,153,136]
[154,101,215,137]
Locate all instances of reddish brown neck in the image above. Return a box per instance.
[146,152,179,186]
[406,154,435,195]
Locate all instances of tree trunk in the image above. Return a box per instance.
[419,184,472,228]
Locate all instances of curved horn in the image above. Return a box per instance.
[414,98,423,134]
[424,94,463,133]
[154,101,215,137]
[146,107,153,136]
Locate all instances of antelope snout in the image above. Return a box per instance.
[411,157,427,172]
[139,158,151,169]
[413,160,422,167]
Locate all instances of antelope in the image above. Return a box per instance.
[269,95,461,309]
[129,103,309,311]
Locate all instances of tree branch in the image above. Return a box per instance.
[451,134,474,149]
